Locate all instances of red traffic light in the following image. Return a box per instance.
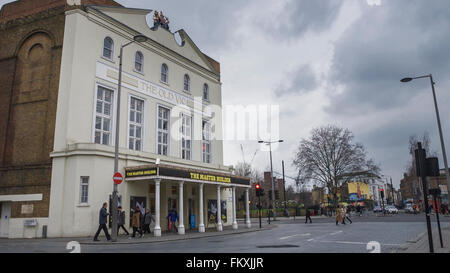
[255,184,261,189]
[380,188,384,192]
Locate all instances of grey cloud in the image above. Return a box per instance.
[119,0,247,53]
[327,0,450,116]
[260,0,343,39]
[275,64,318,97]
[325,0,450,182]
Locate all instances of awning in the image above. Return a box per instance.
[124,164,251,187]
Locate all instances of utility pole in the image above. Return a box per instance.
[416,142,434,253]
[282,160,287,216]
[258,139,283,221]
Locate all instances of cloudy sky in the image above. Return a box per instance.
[2,0,450,189]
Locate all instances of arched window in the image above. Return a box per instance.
[135,51,143,72]
[161,63,168,83]
[103,37,114,60]
[203,83,209,101]
[183,74,190,92]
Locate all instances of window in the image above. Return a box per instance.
[129,97,144,151]
[157,106,170,155]
[94,86,114,145]
[202,120,211,163]
[183,74,190,92]
[161,63,168,83]
[103,37,114,60]
[80,177,89,204]
[203,83,209,101]
[181,113,192,160]
[135,51,143,72]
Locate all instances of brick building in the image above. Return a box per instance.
[0,0,120,239]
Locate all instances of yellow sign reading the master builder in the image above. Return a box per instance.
[126,169,157,178]
[190,172,231,183]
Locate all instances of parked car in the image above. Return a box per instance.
[404,205,414,214]
[373,206,382,213]
[386,205,398,214]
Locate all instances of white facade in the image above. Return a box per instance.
[41,5,250,238]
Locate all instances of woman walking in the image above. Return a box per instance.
[131,207,143,238]
[336,206,344,225]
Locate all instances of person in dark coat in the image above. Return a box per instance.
[143,208,155,234]
[93,202,111,241]
[305,209,312,224]
[117,206,129,236]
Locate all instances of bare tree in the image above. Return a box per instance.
[406,131,437,176]
[293,125,380,210]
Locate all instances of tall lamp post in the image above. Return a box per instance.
[381,175,395,205]
[401,74,450,205]
[111,34,149,242]
[258,139,283,220]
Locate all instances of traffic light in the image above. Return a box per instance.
[255,184,261,196]
[268,190,272,200]
[380,188,384,199]
[275,190,279,200]
[260,188,265,196]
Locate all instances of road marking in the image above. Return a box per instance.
[307,238,314,242]
[330,231,343,236]
[317,240,401,246]
[279,233,311,240]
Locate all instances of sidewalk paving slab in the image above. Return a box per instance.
[393,227,450,253]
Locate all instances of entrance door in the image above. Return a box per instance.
[0,202,11,238]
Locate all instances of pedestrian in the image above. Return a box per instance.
[117,206,129,236]
[167,208,178,232]
[305,209,312,224]
[143,208,155,234]
[131,206,143,238]
[336,206,344,225]
[356,205,362,217]
[344,206,352,224]
[93,202,111,241]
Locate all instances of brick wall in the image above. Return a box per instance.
[0,0,122,220]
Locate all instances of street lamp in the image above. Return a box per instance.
[381,175,395,205]
[258,139,283,220]
[401,74,450,205]
[111,34,149,242]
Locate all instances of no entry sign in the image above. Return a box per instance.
[113,172,123,185]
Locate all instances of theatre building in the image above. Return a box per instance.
[0,0,251,238]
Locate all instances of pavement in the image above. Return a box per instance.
[80,220,278,245]
[0,214,448,253]
[393,226,450,253]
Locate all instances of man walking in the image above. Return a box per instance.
[93,202,111,241]
[143,208,155,234]
[305,209,312,224]
[117,206,129,236]
[344,206,352,224]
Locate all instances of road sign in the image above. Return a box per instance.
[113,172,123,185]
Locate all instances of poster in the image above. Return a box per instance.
[207,200,227,224]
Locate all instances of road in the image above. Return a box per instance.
[0,213,448,253]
